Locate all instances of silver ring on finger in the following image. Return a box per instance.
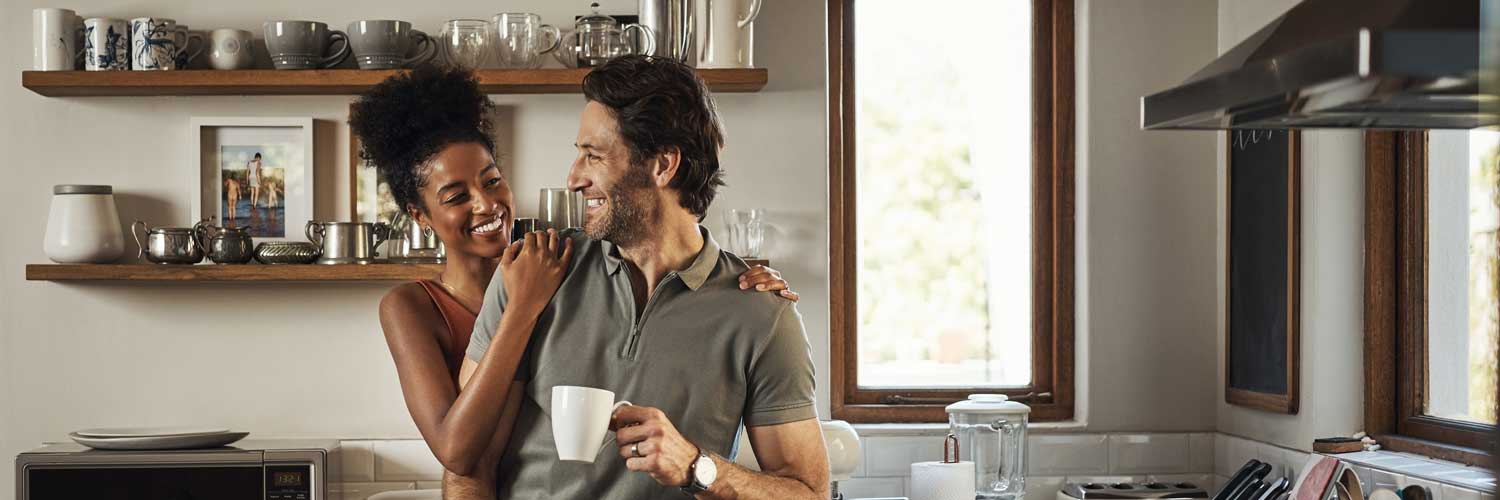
[631,443,643,457]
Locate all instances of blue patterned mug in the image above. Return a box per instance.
[130,17,185,70]
[83,17,128,71]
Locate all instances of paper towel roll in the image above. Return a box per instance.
[910,461,976,500]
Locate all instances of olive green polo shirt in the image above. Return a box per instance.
[466,226,817,499]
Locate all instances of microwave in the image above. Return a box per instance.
[15,439,338,500]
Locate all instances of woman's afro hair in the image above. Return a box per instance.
[349,64,496,212]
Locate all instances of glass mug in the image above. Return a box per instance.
[723,208,765,258]
[492,13,560,69]
[439,19,491,69]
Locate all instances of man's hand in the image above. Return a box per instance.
[611,404,700,487]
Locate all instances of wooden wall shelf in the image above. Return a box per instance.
[27,259,767,282]
[20,68,768,97]
[26,263,442,282]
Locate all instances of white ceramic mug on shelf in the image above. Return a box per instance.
[551,386,630,462]
[208,29,255,70]
[693,0,759,68]
[33,8,79,70]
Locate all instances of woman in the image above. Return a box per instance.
[353,65,799,499]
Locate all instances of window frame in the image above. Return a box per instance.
[1364,131,1497,466]
[827,0,1076,423]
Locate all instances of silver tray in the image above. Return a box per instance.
[68,431,249,450]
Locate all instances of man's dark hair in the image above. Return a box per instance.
[582,55,725,218]
[349,64,495,212]
[254,153,261,158]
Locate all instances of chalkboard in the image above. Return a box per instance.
[1225,129,1300,414]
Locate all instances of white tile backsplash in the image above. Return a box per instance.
[1030,475,1068,500]
[1190,433,1216,474]
[1215,434,1234,477]
[372,440,444,482]
[1254,442,1287,480]
[335,481,416,500]
[862,435,947,477]
[1029,434,1110,476]
[1109,434,1192,475]
[838,476,905,498]
[1226,436,1260,476]
[416,481,442,490]
[341,440,376,483]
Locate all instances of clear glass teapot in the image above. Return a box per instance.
[561,3,656,67]
[947,394,1030,500]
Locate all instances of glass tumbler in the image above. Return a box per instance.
[492,13,560,69]
[723,208,766,258]
[439,19,491,69]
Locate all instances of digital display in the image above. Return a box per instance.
[273,471,303,487]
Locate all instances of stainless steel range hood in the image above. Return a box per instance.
[1141,0,1496,130]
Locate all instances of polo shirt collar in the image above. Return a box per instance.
[602,225,721,291]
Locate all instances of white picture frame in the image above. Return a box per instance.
[190,117,315,242]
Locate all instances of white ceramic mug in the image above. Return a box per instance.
[209,29,255,70]
[693,0,760,68]
[83,17,129,71]
[33,8,79,71]
[551,386,630,463]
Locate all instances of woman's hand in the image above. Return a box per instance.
[738,265,798,302]
[501,229,574,316]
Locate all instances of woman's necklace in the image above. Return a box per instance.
[436,279,482,311]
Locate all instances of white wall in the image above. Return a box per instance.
[1214,0,1365,451]
[0,0,828,494]
[1078,0,1219,431]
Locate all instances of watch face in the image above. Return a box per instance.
[695,455,718,486]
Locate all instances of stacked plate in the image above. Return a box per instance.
[69,426,249,450]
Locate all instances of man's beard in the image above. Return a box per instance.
[583,162,658,246]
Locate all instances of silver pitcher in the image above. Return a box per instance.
[193,220,254,264]
[385,212,445,264]
[306,221,390,265]
[639,0,692,61]
[131,220,204,264]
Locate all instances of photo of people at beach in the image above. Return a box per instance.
[220,145,289,237]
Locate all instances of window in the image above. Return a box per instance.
[1365,130,1499,464]
[828,0,1075,422]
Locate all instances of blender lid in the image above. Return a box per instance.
[945,394,1032,414]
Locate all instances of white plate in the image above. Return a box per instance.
[73,426,230,438]
[68,431,249,450]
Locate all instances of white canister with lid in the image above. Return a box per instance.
[947,394,1030,500]
[45,184,126,263]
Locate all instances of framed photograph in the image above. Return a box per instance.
[191,117,315,242]
[1224,129,1301,414]
[349,112,400,224]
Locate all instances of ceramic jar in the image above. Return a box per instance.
[44,184,126,263]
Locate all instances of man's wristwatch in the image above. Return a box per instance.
[681,449,718,495]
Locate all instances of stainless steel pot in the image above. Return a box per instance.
[131,220,204,264]
[385,212,445,264]
[193,220,254,264]
[306,221,390,265]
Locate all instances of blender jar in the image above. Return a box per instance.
[947,394,1030,500]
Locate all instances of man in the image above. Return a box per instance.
[460,55,829,499]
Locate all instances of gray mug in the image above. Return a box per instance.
[263,20,350,69]
[347,20,436,69]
